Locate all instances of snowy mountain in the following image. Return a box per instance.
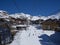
[9,13,47,21]
[9,12,60,21]
[0,10,60,21]
[47,12,60,19]
[0,10,9,18]
[31,16,40,21]
[9,13,31,20]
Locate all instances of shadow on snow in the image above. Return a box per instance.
[38,31,60,45]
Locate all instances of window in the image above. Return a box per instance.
[47,25,51,29]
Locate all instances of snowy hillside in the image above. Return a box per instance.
[0,10,59,21]
[47,13,60,19]
[0,10,9,18]
[31,16,40,20]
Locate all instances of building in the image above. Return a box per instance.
[31,19,44,25]
[0,18,13,45]
[9,16,27,25]
[41,19,60,31]
[9,16,28,36]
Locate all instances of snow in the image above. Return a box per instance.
[47,15,60,20]
[11,25,27,29]
[9,13,31,19]
[40,16,48,20]
[11,25,16,28]
[10,25,40,45]
[0,10,60,45]
[0,10,9,19]
[43,30,55,36]
[16,25,27,27]
[0,10,7,12]
[9,13,47,21]
[0,16,9,18]
[30,12,60,20]
[0,10,60,21]
[47,12,60,20]
[9,12,60,21]
[31,16,40,21]
[10,25,56,45]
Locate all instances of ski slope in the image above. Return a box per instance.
[10,25,56,45]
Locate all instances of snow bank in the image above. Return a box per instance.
[10,25,56,45]
[43,30,55,36]
[10,26,41,45]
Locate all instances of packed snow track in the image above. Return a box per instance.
[10,25,59,45]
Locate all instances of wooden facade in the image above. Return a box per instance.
[9,17,27,25]
[31,19,44,24]
[41,19,60,31]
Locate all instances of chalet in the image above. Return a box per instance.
[41,19,60,31]
[35,19,44,24]
[9,16,28,36]
[9,17,27,25]
[15,18,28,30]
[31,19,44,25]
[9,17,16,25]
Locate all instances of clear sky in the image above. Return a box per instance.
[0,0,60,16]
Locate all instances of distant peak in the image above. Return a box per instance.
[0,10,7,13]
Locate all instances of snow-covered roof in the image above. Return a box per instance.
[11,25,27,28]
[16,25,27,27]
[31,16,40,21]
[11,25,16,28]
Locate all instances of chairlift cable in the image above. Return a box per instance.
[12,0,20,12]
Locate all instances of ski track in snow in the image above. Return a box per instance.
[10,25,56,45]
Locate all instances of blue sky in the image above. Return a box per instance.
[0,0,60,16]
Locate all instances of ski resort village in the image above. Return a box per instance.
[0,10,60,45]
